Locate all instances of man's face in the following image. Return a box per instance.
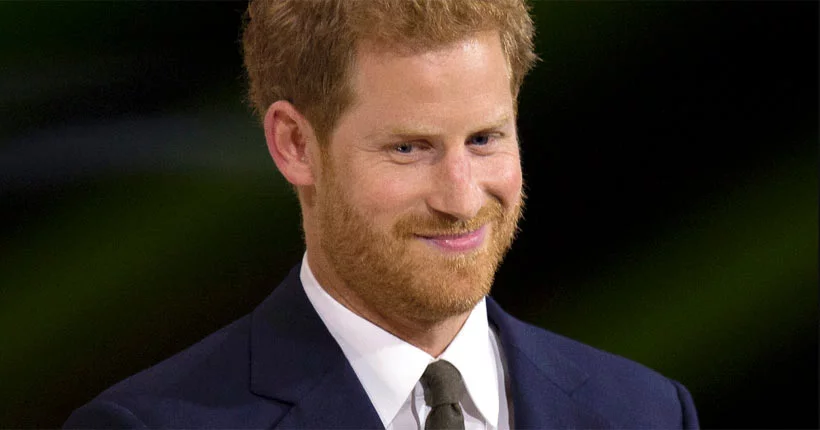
[312,31,523,323]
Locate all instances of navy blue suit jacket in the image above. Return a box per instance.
[65,264,699,428]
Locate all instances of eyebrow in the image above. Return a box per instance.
[365,114,512,141]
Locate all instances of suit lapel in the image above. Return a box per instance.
[487,298,614,429]
[272,361,384,429]
[249,265,383,429]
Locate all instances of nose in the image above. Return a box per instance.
[426,148,483,220]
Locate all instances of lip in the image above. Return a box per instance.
[417,225,488,253]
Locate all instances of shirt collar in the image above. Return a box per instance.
[439,298,500,427]
[299,253,500,428]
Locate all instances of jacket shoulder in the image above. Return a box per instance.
[489,300,699,428]
[64,315,289,428]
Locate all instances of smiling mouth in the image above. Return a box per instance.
[416,225,488,252]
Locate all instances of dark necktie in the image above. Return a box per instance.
[420,360,466,430]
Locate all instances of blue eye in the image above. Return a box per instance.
[394,143,414,154]
[469,134,492,146]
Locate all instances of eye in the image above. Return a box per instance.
[394,142,415,154]
[468,133,494,146]
[385,141,429,163]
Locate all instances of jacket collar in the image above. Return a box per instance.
[248,263,611,429]
[486,297,614,428]
[249,264,383,429]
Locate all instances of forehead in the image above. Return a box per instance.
[337,31,515,135]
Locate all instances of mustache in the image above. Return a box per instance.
[392,199,507,238]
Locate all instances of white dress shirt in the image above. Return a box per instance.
[300,254,511,430]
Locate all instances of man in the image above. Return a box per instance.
[66,0,699,428]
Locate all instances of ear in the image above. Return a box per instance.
[263,100,317,186]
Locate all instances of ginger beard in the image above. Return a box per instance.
[316,156,524,323]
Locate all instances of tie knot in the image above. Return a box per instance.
[420,360,466,407]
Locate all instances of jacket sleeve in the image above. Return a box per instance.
[672,379,700,429]
[63,399,147,429]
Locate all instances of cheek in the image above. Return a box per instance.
[326,148,409,211]
[477,154,523,208]
[349,167,424,223]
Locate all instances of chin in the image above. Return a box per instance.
[395,256,497,322]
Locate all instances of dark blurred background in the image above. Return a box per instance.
[1,1,816,428]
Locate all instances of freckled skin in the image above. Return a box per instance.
[302,31,524,356]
